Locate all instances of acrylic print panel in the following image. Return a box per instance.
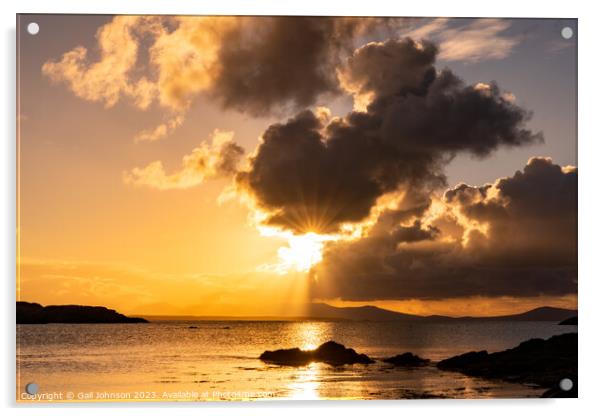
[16,14,577,402]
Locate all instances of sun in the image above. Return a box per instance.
[277,232,330,273]
[256,224,344,274]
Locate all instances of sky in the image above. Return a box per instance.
[17,15,577,317]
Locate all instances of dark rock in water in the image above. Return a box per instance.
[383,352,430,367]
[559,316,577,325]
[437,333,577,397]
[313,341,374,365]
[260,341,374,366]
[17,301,148,324]
[260,347,311,366]
[436,350,489,369]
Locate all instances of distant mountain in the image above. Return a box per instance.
[17,301,148,324]
[304,303,577,322]
[306,303,420,321]
[479,307,578,322]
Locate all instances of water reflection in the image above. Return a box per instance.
[295,321,329,350]
[284,321,330,399]
[18,321,569,401]
[289,362,320,400]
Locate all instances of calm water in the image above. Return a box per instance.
[17,321,577,402]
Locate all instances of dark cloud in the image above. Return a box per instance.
[339,38,439,100]
[213,17,402,116]
[236,110,404,232]
[310,158,577,300]
[392,220,440,243]
[237,38,542,233]
[447,157,577,266]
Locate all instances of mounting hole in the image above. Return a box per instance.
[25,382,39,395]
[27,22,40,35]
[561,27,573,40]
[559,378,573,391]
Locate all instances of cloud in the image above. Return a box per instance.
[210,17,398,116]
[337,38,439,111]
[404,18,519,62]
[403,18,450,40]
[124,129,243,190]
[43,17,520,144]
[42,16,233,141]
[310,158,577,301]
[42,16,159,109]
[43,16,406,140]
[133,114,184,143]
[236,38,541,234]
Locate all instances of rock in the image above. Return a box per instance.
[383,352,430,367]
[437,333,577,397]
[16,301,148,324]
[260,347,311,366]
[313,341,374,365]
[436,350,489,369]
[559,316,577,325]
[260,341,374,366]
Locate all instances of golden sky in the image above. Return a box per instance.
[17,15,577,317]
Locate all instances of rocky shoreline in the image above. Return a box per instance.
[437,332,577,397]
[259,332,577,397]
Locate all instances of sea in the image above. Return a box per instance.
[16,320,577,402]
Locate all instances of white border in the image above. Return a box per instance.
[2,1,601,415]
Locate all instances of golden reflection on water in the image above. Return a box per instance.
[289,362,320,400]
[18,321,556,401]
[296,321,327,351]
[286,321,330,399]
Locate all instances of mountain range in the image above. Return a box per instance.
[141,303,577,322]
[302,303,577,322]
